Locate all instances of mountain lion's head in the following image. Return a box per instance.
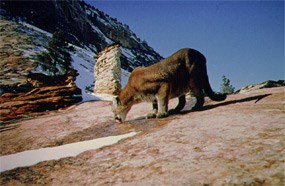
[112,96,131,123]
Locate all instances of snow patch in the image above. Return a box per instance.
[121,47,136,59]
[20,21,52,37]
[91,93,115,101]
[71,52,96,102]
[121,69,130,88]
[91,25,113,44]
[0,132,137,172]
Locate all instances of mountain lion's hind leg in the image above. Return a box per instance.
[146,100,158,119]
[168,95,186,115]
[191,88,205,111]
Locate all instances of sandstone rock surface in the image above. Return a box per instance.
[0,73,82,122]
[237,80,285,93]
[0,87,284,185]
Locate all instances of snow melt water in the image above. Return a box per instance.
[0,132,137,172]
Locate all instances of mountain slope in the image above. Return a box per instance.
[1,0,163,71]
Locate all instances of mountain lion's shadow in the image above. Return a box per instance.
[131,94,272,120]
[180,93,272,115]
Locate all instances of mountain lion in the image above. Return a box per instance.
[112,48,226,122]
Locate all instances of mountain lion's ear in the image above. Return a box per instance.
[113,96,120,106]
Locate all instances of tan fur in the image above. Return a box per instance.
[112,48,226,122]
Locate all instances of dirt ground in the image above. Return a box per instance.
[0,87,284,185]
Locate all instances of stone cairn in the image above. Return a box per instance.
[94,44,121,95]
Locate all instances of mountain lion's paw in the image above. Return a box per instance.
[156,112,169,118]
[146,113,157,119]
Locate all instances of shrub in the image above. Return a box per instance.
[36,31,72,76]
[221,75,235,94]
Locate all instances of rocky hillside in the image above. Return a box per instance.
[237,80,285,93]
[0,87,284,185]
[0,0,163,121]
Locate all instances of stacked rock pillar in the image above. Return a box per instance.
[94,44,121,95]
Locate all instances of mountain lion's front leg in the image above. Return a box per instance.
[156,84,170,118]
[146,100,158,119]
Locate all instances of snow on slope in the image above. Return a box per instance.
[20,21,52,37]
[18,21,130,102]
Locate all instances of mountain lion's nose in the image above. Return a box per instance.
[115,116,122,123]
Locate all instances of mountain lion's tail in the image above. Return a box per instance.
[203,73,227,101]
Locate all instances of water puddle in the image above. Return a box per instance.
[0,132,137,172]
